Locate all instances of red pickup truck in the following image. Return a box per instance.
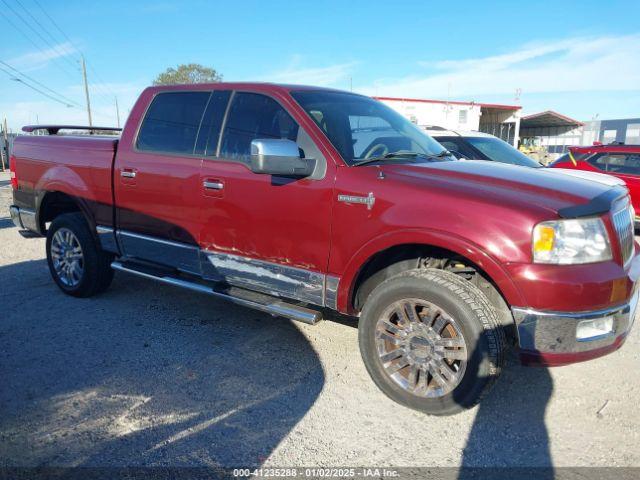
[9,83,639,415]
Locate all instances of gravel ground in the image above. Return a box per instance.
[1,170,639,470]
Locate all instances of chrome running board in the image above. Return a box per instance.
[110,261,323,325]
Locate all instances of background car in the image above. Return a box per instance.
[425,127,625,188]
[424,128,542,168]
[550,143,640,223]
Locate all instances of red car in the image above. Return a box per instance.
[551,144,640,223]
[9,83,640,415]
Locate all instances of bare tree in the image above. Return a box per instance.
[153,64,223,85]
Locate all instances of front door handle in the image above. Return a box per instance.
[121,169,137,178]
[203,180,224,190]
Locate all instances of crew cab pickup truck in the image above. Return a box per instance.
[9,83,640,415]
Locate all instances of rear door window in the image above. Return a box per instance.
[219,93,299,162]
[588,153,640,175]
[136,92,211,154]
[195,90,231,156]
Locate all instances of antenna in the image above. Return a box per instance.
[81,56,93,127]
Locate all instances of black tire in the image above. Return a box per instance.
[46,212,114,297]
[358,269,506,416]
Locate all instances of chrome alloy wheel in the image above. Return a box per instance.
[50,227,84,287]
[375,299,468,398]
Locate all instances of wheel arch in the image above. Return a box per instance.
[37,190,96,235]
[337,229,525,318]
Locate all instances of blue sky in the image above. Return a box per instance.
[1,0,640,129]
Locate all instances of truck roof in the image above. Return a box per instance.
[144,82,358,96]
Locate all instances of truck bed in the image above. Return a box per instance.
[12,134,119,225]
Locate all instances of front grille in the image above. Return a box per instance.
[612,202,635,266]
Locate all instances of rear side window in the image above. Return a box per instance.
[137,92,210,154]
[220,93,299,162]
[588,153,640,175]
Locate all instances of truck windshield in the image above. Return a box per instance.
[291,91,450,165]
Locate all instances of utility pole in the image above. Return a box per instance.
[81,56,93,127]
[115,97,120,128]
[1,118,8,172]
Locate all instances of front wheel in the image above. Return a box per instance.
[358,269,506,415]
[46,213,114,297]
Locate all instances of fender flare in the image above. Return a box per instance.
[336,228,525,314]
[34,166,97,234]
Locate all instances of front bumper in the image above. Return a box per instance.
[512,282,638,367]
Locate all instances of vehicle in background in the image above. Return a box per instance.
[550,144,640,225]
[426,128,624,188]
[9,84,639,415]
[518,136,551,164]
[424,128,544,168]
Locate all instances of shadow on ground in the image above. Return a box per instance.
[0,259,325,467]
[459,354,554,477]
[0,216,15,229]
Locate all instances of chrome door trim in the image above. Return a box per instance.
[117,230,201,275]
[204,251,329,307]
[111,230,340,309]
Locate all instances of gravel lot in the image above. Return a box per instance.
[1,170,639,470]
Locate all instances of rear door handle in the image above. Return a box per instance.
[203,180,224,190]
[121,169,137,178]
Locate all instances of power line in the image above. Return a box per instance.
[29,0,119,110]
[14,0,80,71]
[0,64,76,108]
[0,5,78,82]
[32,0,77,49]
[85,61,118,104]
[6,0,119,124]
[0,59,82,107]
[1,0,77,73]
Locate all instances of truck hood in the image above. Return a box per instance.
[382,160,623,215]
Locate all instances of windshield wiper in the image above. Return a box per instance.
[352,150,452,167]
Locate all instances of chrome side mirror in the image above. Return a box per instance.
[250,139,316,177]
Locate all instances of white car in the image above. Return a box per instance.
[426,128,625,188]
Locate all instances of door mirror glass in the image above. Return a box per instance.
[250,139,316,177]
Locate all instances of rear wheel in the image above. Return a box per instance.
[358,269,506,415]
[46,213,114,297]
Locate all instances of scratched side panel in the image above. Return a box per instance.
[201,251,325,306]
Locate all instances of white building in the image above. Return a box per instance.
[375,96,522,146]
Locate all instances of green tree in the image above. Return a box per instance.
[152,63,222,85]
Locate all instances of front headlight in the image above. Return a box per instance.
[532,217,612,264]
